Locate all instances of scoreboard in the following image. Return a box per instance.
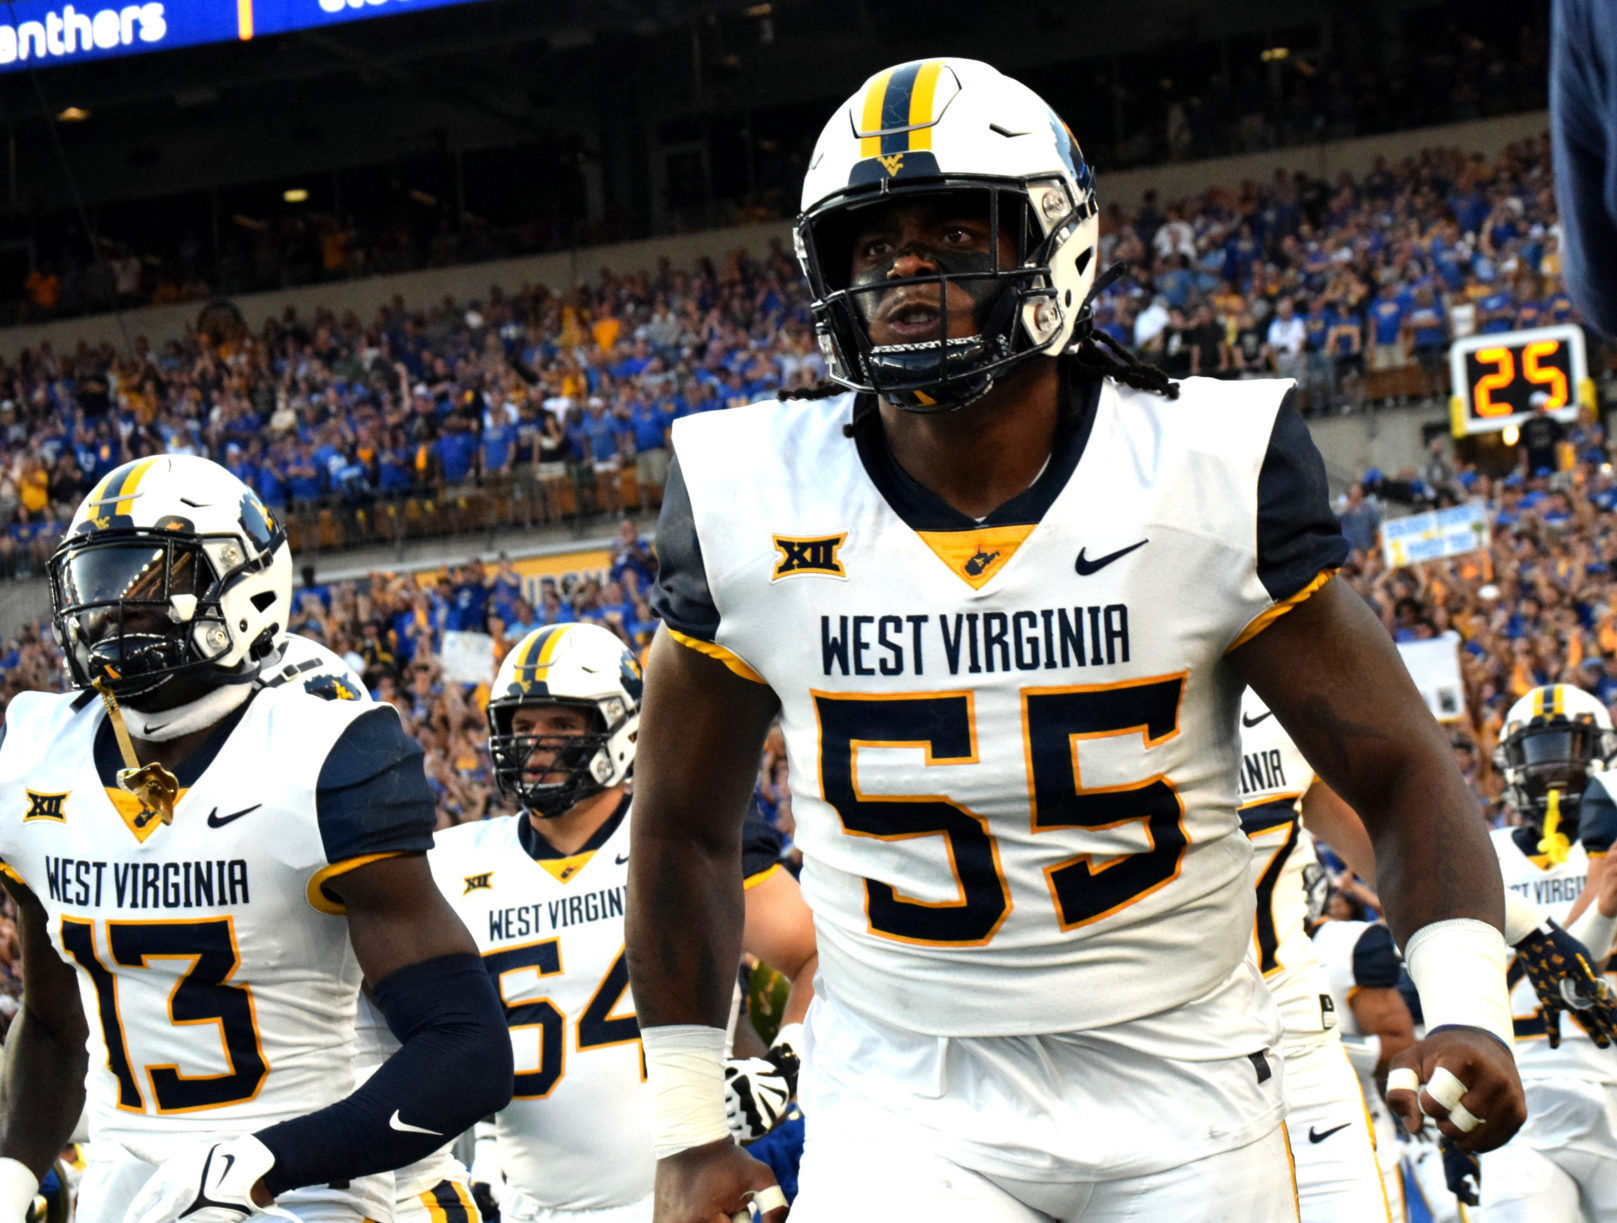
[0,0,492,73]
[1447,324,1593,438]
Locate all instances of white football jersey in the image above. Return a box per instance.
[1310,919,1406,1197]
[655,373,1348,1035]
[1491,825,1617,1084]
[429,808,648,1211]
[0,684,434,1209]
[1238,688,1335,1039]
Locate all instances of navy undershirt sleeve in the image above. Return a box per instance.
[1255,389,1351,601]
[315,707,436,865]
[1351,923,1403,990]
[649,454,722,642]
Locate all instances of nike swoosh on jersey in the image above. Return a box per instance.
[1073,539,1148,576]
[206,804,262,828]
[615,852,630,864]
[389,1110,443,1136]
[1241,711,1274,728]
[1308,1123,1350,1143]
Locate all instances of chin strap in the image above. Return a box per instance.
[1539,789,1573,865]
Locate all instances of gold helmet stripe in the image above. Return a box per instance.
[858,66,896,159]
[906,60,947,151]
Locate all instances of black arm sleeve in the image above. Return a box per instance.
[1256,389,1351,600]
[1352,923,1403,990]
[257,953,512,1195]
[316,707,437,865]
[649,453,722,641]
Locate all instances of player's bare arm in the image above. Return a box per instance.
[1232,576,1526,1150]
[1348,983,1416,1096]
[626,629,786,1223]
[741,868,817,1027]
[0,875,89,1208]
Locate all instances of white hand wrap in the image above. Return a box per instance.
[1424,1066,1482,1132]
[1403,918,1513,1049]
[642,1024,733,1160]
[0,1158,39,1223]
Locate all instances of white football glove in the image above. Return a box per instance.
[122,1136,292,1223]
[722,1023,802,1144]
[468,1122,503,1218]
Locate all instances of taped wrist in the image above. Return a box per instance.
[258,954,511,1195]
[1502,890,1543,947]
[642,1024,731,1160]
[1568,903,1617,961]
[0,1157,39,1221]
[1403,918,1513,1050]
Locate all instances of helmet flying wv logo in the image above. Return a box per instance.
[878,152,905,176]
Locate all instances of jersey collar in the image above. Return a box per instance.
[852,363,1102,532]
[517,790,631,862]
[92,694,255,791]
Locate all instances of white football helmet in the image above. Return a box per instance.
[48,455,292,703]
[487,623,641,818]
[796,57,1101,412]
[1495,684,1617,838]
[259,633,369,703]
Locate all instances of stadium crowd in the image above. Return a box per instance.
[0,129,1594,582]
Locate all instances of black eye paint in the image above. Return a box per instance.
[850,244,1002,329]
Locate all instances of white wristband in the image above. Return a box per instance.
[642,1024,733,1160]
[771,1022,804,1054]
[1403,918,1513,1049]
[1502,890,1542,947]
[1568,903,1617,961]
[0,1157,39,1223]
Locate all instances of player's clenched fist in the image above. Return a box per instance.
[653,1140,787,1223]
[1384,1026,1526,1153]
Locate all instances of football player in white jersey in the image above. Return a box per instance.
[1477,685,1617,1223]
[1307,916,1422,1221]
[0,456,511,1223]
[1238,690,1392,1222]
[429,623,817,1223]
[255,637,485,1223]
[625,58,1523,1223]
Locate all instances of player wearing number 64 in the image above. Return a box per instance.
[0,455,511,1223]
[627,56,1526,1223]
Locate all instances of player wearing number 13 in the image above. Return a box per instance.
[626,58,1525,1223]
[0,456,511,1223]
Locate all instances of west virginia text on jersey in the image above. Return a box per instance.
[653,372,1348,1036]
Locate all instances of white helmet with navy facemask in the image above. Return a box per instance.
[1496,684,1617,853]
[795,58,1101,413]
[48,455,292,713]
[487,623,642,819]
